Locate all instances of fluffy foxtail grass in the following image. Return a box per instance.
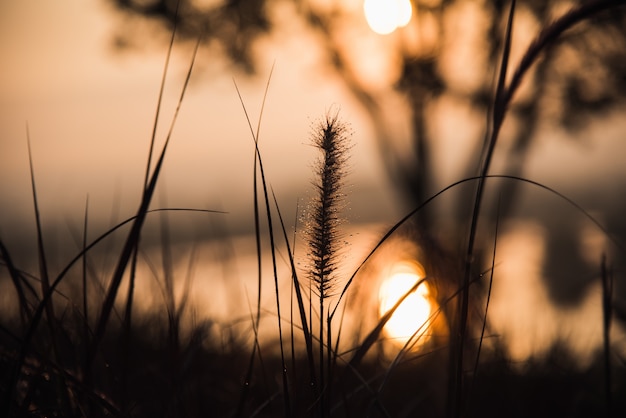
[306,110,351,417]
[307,111,351,301]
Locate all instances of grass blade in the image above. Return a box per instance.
[347,277,427,369]
[88,27,202,372]
[26,128,55,336]
[143,0,179,189]
[0,240,33,326]
[601,254,613,417]
[466,198,501,414]
[81,196,91,385]
[454,2,515,415]
[503,0,626,112]
[233,67,291,416]
[272,189,318,400]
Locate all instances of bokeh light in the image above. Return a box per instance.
[364,0,413,35]
[378,261,431,345]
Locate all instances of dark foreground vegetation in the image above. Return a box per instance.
[1,312,625,417]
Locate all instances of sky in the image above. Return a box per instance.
[3,1,625,232]
[0,0,400,239]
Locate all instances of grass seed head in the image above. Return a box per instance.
[306,109,352,299]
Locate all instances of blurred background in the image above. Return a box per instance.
[2,0,626,396]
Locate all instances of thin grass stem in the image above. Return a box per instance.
[88,25,202,373]
[273,190,318,399]
[601,254,613,417]
[233,68,292,416]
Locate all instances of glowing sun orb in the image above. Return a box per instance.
[364,0,413,35]
[378,265,431,345]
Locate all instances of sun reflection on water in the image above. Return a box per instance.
[378,261,432,347]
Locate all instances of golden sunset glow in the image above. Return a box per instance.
[378,262,431,345]
[364,0,413,35]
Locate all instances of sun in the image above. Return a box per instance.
[364,0,413,35]
[378,262,431,345]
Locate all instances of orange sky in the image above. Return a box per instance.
[0,0,399,234]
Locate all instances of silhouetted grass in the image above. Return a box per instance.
[2,1,626,417]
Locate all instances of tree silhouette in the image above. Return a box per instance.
[108,0,626,200]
